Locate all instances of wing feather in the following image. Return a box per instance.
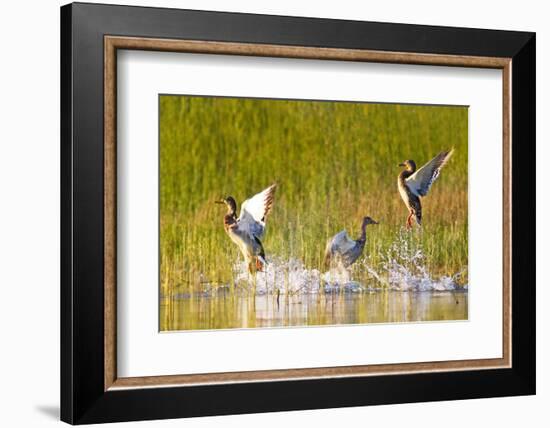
[328,231,355,255]
[237,184,277,239]
[406,149,453,197]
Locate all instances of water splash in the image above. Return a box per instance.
[233,257,322,294]
[379,229,465,292]
[225,229,466,295]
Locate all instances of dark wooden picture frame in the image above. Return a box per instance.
[61,2,535,424]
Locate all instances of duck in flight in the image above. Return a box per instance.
[324,216,378,269]
[398,149,454,228]
[216,184,277,273]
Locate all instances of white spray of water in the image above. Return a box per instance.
[229,229,466,295]
[379,230,463,292]
[233,257,322,294]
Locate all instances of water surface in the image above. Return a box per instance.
[160,291,468,331]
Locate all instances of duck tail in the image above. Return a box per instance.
[415,208,422,226]
[254,237,267,272]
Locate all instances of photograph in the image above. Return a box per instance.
[159,95,468,331]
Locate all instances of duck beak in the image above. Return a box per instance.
[372,220,379,225]
[215,199,225,204]
[398,162,405,167]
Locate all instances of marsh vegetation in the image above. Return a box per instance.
[159,95,468,330]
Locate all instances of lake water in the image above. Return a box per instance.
[160,290,468,331]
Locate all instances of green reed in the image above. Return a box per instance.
[160,96,468,296]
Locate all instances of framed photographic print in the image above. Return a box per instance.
[61,2,535,424]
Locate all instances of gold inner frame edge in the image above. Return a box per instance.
[104,35,512,391]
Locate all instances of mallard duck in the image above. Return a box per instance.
[398,149,453,228]
[216,184,277,273]
[324,216,378,268]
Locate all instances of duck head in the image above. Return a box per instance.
[398,159,417,172]
[215,196,237,215]
[362,216,379,227]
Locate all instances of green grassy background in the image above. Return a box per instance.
[160,95,468,296]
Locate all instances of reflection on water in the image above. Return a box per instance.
[160,291,468,331]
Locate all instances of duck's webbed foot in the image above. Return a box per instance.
[255,257,264,272]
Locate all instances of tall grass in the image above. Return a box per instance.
[160,95,468,295]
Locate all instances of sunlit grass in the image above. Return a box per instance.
[160,95,468,296]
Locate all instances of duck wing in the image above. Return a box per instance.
[406,149,453,197]
[326,230,355,256]
[237,183,277,239]
[324,230,356,267]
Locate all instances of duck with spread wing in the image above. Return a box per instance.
[397,149,454,228]
[216,184,277,273]
[324,216,379,269]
